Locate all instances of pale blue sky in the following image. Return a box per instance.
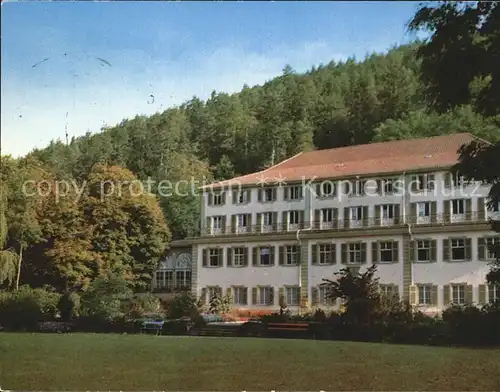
[1,1,425,157]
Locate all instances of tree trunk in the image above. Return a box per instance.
[15,243,23,290]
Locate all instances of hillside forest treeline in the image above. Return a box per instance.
[1,2,500,292]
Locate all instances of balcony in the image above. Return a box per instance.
[197,212,490,237]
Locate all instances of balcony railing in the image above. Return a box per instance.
[199,212,489,237]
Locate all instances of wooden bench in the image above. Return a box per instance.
[267,323,309,331]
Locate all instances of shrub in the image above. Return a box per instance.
[58,292,81,321]
[165,293,200,319]
[312,308,327,322]
[208,292,232,315]
[0,286,61,331]
[126,293,162,319]
[80,274,133,322]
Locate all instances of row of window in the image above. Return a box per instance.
[201,236,499,267]
[154,270,192,291]
[200,284,500,307]
[205,198,498,234]
[207,173,488,206]
[411,284,500,306]
[202,285,301,306]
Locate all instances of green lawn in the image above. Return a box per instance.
[1,334,500,390]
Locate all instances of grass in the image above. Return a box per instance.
[1,333,500,390]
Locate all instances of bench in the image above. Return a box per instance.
[140,321,164,335]
[267,323,309,331]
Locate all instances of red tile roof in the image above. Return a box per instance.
[205,133,481,189]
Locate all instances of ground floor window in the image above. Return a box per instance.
[233,286,248,305]
[418,285,432,305]
[155,270,174,290]
[285,286,300,306]
[175,270,191,290]
[452,285,466,304]
[318,286,332,305]
[380,284,396,298]
[257,286,273,305]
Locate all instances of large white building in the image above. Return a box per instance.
[153,133,500,314]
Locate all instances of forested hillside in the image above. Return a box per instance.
[2,1,500,292]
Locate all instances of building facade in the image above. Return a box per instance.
[153,133,500,314]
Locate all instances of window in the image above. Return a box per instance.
[233,286,247,305]
[382,178,395,194]
[263,187,275,202]
[417,202,431,217]
[207,286,220,300]
[260,247,272,266]
[233,247,246,267]
[208,249,222,267]
[318,286,332,305]
[287,186,302,200]
[452,199,465,215]
[235,191,249,204]
[381,204,394,219]
[418,285,432,305]
[212,192,224,205]
[350,206,363,221]
[155,271,174,289]
[451,174,465,188]
[351,180,365,196]
[379,241,396,262]
[348,243,363,264]
[322,208,334,223]
[413,173,435,191]
[213,216,224,230]
[263,212,274,226]
[289,210,300,225]
[451,239,466,261]
[175,270,191,290]
[319,244,334,265]
[285,287,300,306]
[490,285,500,303]
[486,237,499,259]
[452,285,466,304]
[417,240,431,262]
[285,245,299,265]
[319,181,335,198]
[237,214,249,228]
[380,284,395,298]
[258,286,273,305]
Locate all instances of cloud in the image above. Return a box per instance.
[2,40,346,157]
